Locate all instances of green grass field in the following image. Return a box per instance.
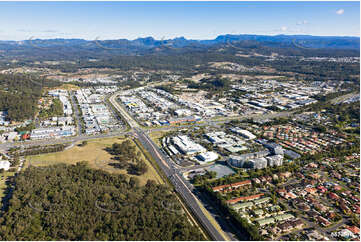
[26,136,164,186]
[0,171,15,198]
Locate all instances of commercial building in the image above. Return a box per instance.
[230,127,256,140]
[172,135,207,155]
[225,146,247,153]
[197,151,219,163]
[0,111,9,126]
[174,109,193,116]
[168,116,201,124]
[263,142,284,155]
[228,152,270,169]
[266,155,284,167]
[227,140,284,169]
[30,126,75,140]
[248,158,268,169]
[0,160,10,170]
[76,87,120,134]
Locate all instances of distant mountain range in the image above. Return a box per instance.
[1,34,360,50]
[0,34,358,63]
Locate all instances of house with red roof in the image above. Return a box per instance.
[351,195,360,202]
[333,185,342,191]
[277,189,287,196]
[21,133,30,140]
[347,226,360,234]
[317,186,327,193]
[285,192,297,199]
[328,192,340,201]
[316,216,331,227]
[305,187,317,195]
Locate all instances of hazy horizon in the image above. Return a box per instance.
[0,1,359,41]
[3,33,361,43]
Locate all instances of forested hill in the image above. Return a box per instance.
[0,163,205,241]
[0,74,59,121]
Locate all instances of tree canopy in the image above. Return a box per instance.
[0,163,204,241]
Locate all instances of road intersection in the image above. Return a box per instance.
[108,90,229,240]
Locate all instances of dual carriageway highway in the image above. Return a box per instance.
[109,90,230,241]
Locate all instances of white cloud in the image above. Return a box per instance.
[336,9,344,15]
[272,26,289,33]
[297,20,309,25]
[271,25,308,35]
[17,29,58,33]
[42,30,58,33]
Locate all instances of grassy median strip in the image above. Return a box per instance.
[132,138,171,187]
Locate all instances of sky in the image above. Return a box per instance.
[0,1,359,41]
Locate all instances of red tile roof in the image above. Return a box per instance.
[317,186,327,193]
[232,180,252,187]
[212,184,230,192]
[317,216,331,226]
[226,193,264,204]
[212,180,251,192]
[328,192,340,200]
[347,226,360,234]
[305,187,317,194]
[333,185,342,191]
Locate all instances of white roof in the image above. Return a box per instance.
[0,160,10,170]
[198,151,219,162]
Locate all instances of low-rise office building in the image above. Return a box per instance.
[197,151,219,163]
[172,135,207,155]
[230,127,257,140]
